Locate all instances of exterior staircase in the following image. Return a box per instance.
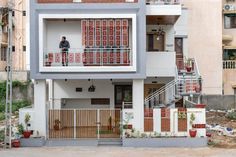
[144,58,202,108]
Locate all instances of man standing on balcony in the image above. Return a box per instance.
[59,36,70,66]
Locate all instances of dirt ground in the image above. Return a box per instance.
[0,147,236,157]
[206,111,236,148]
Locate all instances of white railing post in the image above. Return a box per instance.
[74,109,76,139]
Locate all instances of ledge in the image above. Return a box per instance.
[122,137,208,147]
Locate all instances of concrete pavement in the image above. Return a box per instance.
[0,147,236,157]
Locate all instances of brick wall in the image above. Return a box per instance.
[38,0,138,3]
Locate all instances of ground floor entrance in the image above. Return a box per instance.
[48,109,121,139]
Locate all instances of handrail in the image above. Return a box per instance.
[144,79,177,103]
[193,58,201,78]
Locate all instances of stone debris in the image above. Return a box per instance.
[206,124,236,137]
[206,110,236,148]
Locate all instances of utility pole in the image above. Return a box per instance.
[4,0,13,149]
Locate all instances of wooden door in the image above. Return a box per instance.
[175,38,184,70]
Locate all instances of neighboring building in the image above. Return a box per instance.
[0,0,28,81]
[182,0,223,95]
[19,0,207,147]
[222,0,236,95]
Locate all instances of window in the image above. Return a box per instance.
[223,49,236,60]
[91,98,110,105]
[0,47,7,61]
[23,46,26,51]
[224,14,236,29]
[22,11,26,16]
[12,46,15,52]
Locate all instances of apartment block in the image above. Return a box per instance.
[222,0,236,95]
[0,0,28,81]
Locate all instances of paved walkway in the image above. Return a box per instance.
[0,146,236,157]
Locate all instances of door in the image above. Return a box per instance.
[115,85,132,109]
[175,38,184,70]
[147,34,165,52]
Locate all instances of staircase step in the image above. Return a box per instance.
[98,138,122,146]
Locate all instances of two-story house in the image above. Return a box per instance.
[19,0,207,147]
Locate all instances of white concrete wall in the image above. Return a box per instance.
[19,108,35,131]
[153,108,206,137]
[34,80,47,136]
[46,20,82,52]
[175,9,189,58]
[132,79,144,131]
[146,5,182,16]
[123,108,206,137]
[53,80,115,109]
[146,52,176,77]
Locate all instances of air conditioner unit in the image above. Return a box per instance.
[224,4,235,11]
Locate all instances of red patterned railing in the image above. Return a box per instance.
[44,48,131,67]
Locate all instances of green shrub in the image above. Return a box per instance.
[0,100,31,115]
[226,112,236,120]
[0,130,4,142]
[0,112,5,121]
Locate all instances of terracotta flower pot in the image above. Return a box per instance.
[12,139,20,148]
[195,104,206,108]
[189,129,197,138]
[186,66,192,72]
[23,131,31,138]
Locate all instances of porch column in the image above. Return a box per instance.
[132,79,144,132]
[34,79,47,137]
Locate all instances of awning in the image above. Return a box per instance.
[0,42,8,46]
[223,10,236,15]
[223,35,233,41]
[223,45,236,50]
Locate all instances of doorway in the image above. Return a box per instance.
[175,38,184,70]
[147,33,165,52]
[115,85,132,109]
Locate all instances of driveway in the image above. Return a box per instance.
[0,147,236,157]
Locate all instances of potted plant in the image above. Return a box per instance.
[189,113,197,138]
[54,119,61,130]
[23,113,31,138]
[185,58,192,72]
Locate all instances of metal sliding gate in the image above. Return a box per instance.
[48,109,121,139]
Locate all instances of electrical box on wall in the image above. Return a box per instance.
[75,88,83,92]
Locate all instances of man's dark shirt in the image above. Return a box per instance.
[59,40,70,51]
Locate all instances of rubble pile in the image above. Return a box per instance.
[206,110,236,148]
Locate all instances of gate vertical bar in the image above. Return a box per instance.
[74,109,76,139]
[97,109,100,140]
[120,109,123,139]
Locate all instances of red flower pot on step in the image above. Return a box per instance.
[189,129,197,138]
[186,66,192,72]
[23,131,31,138]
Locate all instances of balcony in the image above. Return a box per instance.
[39,15,136,72]
[146,0,182,17]
[44,48,131,67]
[146,52,176,77]
[223,60,236,69]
